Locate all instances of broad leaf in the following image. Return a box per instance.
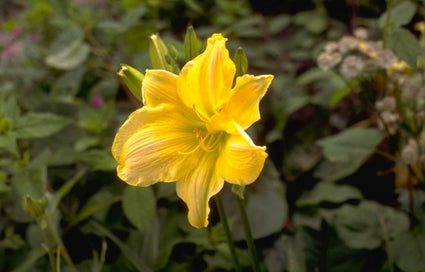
[379,1,417,28]
[386,27,420,69]
[390,231,425,272]
[14,112,71,139]
[122,186,156,232]
[297,183,362,207]
[335,201,409,249]
[45,39,91,70]
[316,128,384,181]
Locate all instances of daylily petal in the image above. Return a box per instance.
[142,69,179,106]
[176,151,224,228]
[178,33,235,118]
[217,126,267,185]
[112,104,201,186]
[224,74,273,129]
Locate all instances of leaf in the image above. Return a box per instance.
[318,128,384,163]
[122,186,156,232]
[45,39,91,70]
[335,201,409,249]
[386,27,420,69]
[379,1,417,28]
[297,183,363,207]
[51,68,86,100]
[329,78,361,107]
[390,231,425,272]
[10,248,46,272]
[267,14,291,35]
[11,165,46,200]
[315,128,384,181]
[301,225,366,272]
[14,112,71,139]
[73,189,117,226]
[80,149,117,171]
[226,161,287,240]
[294,10,327,34]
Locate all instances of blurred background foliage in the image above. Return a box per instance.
[1,0,425,271]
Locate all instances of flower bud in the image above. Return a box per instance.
[117,64,144,102]
[184,26,202,62]
[149,34,173,71]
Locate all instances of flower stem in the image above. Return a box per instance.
[236,196,261,272]
[214,195,241,272]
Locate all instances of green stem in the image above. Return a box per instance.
[214,195,242,272]
[46,215,78,272]
[236,196,261,272]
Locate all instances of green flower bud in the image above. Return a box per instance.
[149,34,173,71]
[184,26,202,62]
[117,64,144,102]
[233,47,248,78]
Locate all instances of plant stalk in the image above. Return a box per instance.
[214,195,242,272]
[236,196,261,272]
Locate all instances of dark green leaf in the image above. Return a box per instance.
[73,189,117,226]
[379,1,417,27]
[390,231,425,272]
[386,27,420,69]
[335,201,409,249]
[14,112,71,139]
[122,186,156,232]
[297,183,363,207]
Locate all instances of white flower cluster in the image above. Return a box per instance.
[376,96,400,135]
[401,138,419,165]
[317,27,400,78]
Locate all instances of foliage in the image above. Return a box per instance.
[1,0,425,271]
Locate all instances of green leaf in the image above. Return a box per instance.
[386,27,420,69]
[390,231,425,272]
[10,248,46,272]
[80,149,117,171]
[267,14,291,35]
[301,225,366,272]
[233,47,248,78]
[379,1,417,28]
[318,128,383,163]
[294,10,327,34]
[329,78,361,107]
[315,128,384,181]
[73,189,117,225]
[297,183,363,207]
[11,165,46,200]
[184,26,202,62]
[335,201,409,249]
[14,112,71,139]
[122,186,156,232]
[227,161,287,240]
[45,39,91,70]
[51,68,86,100]
[117,64,144,102]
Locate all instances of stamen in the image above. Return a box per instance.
[178,129,223,155]
[192,104,209,122]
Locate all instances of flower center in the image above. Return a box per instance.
[179,129,225,155]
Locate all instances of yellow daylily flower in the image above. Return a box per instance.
[112,33,273,228]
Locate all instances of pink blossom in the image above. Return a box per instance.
[27,33,37,42]
[91,95,104,107]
